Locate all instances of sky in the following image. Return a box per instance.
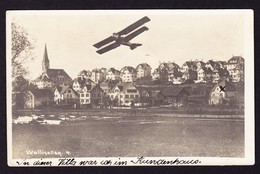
[7,10,250,79]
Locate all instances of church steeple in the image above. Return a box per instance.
[42,44,50,73]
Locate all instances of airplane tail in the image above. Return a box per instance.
[130,43,142,50]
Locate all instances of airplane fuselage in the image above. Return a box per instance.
[113,34,140,49]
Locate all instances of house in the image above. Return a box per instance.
[33,75,55,89]
[218,68,230,81]
[33,69,72,89]
[72,77,95,92]
[212,68,230,83]
[44,69,72,87]
[54,86,79,106]
[76,83,104,107]
[226,56,244,82]
[12,92,25,109]
[24,89,54,108]
[136,63,152,79]
[33,45,72,88]
[196,67,206,83]
[91,68,105,83]
[167,67,182,83]
[136,86,167,106]
[100,79,120,94]
[209,80,237,105]
[205,60,216,70]
[161,87,190,106]
[152,68,160,81]
[155,62,181,83]
[89,84,104,106]
[180,61,197,72]
[211,68,221,83]
[180,61,198,82]
[187,85,212,105]
[194,60,206,70]
[195,67,214,83]
[106,68,121,81]
[78,84,92,106]
[101,68,107,79]
[77,69,92,80]
[218,61,226,69]
[120,66,137,82]
[205,60,226,71]
[229,64,244,82]
[182,69,197,82]
[109,82,140,106]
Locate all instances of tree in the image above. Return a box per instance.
[11,23,35,110]
[12,75,29,93]
[11,23,34,79]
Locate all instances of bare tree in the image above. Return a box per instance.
[11,23,34,78]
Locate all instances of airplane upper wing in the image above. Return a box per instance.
[96,42,121,54]
[93,36,116,49]
[124,26,149,42]
[117,16,150,36]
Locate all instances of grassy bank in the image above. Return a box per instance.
[12,116,244,159]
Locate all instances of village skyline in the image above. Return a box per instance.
[32,44,243,81]
[9,10,247,79]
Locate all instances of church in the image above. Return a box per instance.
[33,45,72,89]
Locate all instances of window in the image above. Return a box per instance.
[135,95,139,98]
[67,94,70,98]
[86,94,89,97]
[130,95,134,98]
[125,100,129,103]
[81,99,84,103]
[125,95,129,98]
[220,93,223,97]
[111,95,114,99]
[81,94,84,97]
[127,89,137,93]
[68,90,71,93]
[86,99,89,103]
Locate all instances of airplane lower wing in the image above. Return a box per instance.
[96,42,121,54]
[124,26,149,42]
[93,36,116,49]
[117,16,150,36]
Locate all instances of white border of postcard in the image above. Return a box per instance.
[6,10,254,166]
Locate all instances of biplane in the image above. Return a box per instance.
[93,16,151,54]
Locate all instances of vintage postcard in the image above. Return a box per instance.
[6,10,254,166]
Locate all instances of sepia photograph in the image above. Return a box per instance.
[6,10,254,166]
